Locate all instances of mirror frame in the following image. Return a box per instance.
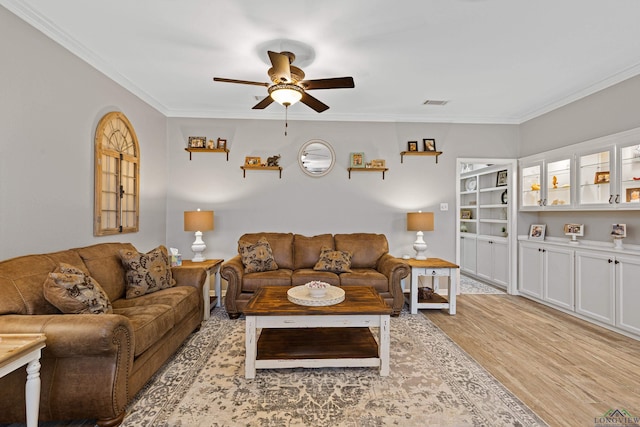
[298,139,336,177]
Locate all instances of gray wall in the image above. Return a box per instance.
[0,6,168,259]
[519,75,640,244]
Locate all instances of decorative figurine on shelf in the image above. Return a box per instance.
[611,223,626,250]
[531,183,540,191]
[552,175,558,188]
[266,155,281,167]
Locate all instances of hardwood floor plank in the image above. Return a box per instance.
[425,294,640,427]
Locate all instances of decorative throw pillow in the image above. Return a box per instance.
[43,263,113,314]
[119,245,176,299]
[313,246,353,273]
[238,237,279,273]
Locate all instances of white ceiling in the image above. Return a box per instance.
[4,0,640,124]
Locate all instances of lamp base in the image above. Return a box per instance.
[191,231,207,262]
[413,231,427,260]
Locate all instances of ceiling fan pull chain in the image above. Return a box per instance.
[284,103,289,136]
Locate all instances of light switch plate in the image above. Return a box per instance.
[440,203,449,211]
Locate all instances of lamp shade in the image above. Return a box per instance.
[407,212,434,231]
[269,84,303,106]
[184,210,214,232]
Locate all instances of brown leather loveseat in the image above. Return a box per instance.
[221,233,410,318]
[0,242,206,426]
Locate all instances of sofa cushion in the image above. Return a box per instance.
[112,286,199,325]
[43,263,113,314]
[292,269,340,287]
[293,234,334,269]
[238,233,294,270]
[338,268,389,292]
[112,304,175,357]
[334,233,389,269]
[119,246,176,299]
[241,269,292,292]
[239,237,279,273]
[76,242,137,302]
[313,246,353,273]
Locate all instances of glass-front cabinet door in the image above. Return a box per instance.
[521,162,543,209]
[545,158,572,207]
[618,143,640,207]
[577,148,614,208]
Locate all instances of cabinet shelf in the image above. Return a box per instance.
[240,165,282,178]
[185,147,229,161]
[348,167,388,179]
[400,151,443,164]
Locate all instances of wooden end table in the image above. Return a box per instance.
[243,286,392,379]
[0,334,46,427]
[175,259,223,320]
[404,258,459,315]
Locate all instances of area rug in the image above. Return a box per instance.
[460,275,506,294]
[121,308,545,427]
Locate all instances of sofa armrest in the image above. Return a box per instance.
[171,266,207,291]
[376,254,411,313]
[220,255,244,316]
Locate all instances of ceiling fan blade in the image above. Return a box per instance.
[300,77,355,90]
[267,51,292,83]
[300,92,329,113]
[213,77,269,87]
[252,96,274,110]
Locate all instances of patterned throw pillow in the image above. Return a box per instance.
[119,245,176,299]
[43,263,113,314]
[313,246,353,273]
[239,237,279,273]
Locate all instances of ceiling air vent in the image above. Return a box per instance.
[423,100,448,106]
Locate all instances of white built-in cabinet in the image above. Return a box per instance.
[456,159,516,291]
[518,238,640,339]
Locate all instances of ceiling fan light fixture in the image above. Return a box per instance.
[269,84,303,106]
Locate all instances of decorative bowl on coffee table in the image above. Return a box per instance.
[306,281,329,298]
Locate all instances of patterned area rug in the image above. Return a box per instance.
[121,308,545,427]
[460,275,506,294]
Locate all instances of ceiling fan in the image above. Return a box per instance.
[213,50,355,113]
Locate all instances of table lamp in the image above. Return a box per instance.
[184,209,214,262]
[407,211,434,260]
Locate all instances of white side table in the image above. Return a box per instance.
[0,334,46,427]
[404,258,459,315]
[176,259,224,320]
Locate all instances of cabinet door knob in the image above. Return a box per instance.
[608,259,613,263]
[615,260,620,264]
[609,195,614,204]
[615,194,620,203]
[543,199,548,206]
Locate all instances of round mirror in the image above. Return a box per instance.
[298,139,335,177]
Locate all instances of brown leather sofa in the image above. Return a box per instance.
[221,233,410,318]
[0,242,206,426]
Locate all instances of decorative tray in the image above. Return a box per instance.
[287,285,345,307]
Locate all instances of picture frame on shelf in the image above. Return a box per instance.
[407,141,418,152]
[564,223,584,244]
[460,209,472,219]
[370,159,385,168]
[496,169,508,187]
[594,171,610,184]
[244,156,261,166]
[626,187,640,203]
[217,138,227,149]
[206,139,215,149]
[423,138,436,152]
[350,152,365,168]
[188,136,206,148]
[611,223,626,238]
[529,224,546,240]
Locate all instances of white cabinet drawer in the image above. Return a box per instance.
[414,268,449,277]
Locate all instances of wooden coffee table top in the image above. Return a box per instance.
[244,286,392,316]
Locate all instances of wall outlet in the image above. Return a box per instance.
[440,203,449,211]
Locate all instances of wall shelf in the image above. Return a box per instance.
[400,151,443,164]
[185,147,229,161]
[348,167,388,179]
[240,165,282,179]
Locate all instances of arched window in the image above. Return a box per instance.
[94,112,140,236]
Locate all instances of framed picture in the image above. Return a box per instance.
[626,187,640,203]
[529,224,546,240]
[350,152,365,168]
[244,156,261,166]
[217,138,227,149]
[370,159,386,168]
[611,223,627,238]
[564,223,584,236]
[594,171,610,184]
[188,136,206,148]
[460,210,472,219]
[496,170,508,187]
[407,141,418,152]
[423,138,436,152]
[206,139,215,149]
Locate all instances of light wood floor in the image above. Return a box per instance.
[425,293,640,427]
